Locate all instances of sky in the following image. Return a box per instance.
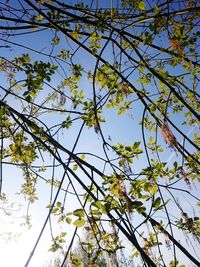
[0,0,200,267]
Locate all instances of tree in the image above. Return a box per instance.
[0,0,200,266]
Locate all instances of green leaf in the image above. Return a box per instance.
[66,212,73,216]
[51,207,59,214]
[155,199,170,211]
[58,215,64,223]
[60,232,67,238]
[119,158,125,167]
[46,75,51,82]
[90,209,102,215]
[93,201,107,214]
[52,37,60,45]
[151,185,158,196]
[80,90,85,99]
[73,218,85,228]
[131,201,143,208]
[138,1,145,10]
[153,197,161,209]
[49,243,61,252]
[133,141,141,149]
[80,154,85,160]
[73,164,78,171]
[56,201,62,207]
[65,217,72,224]
[73,209,85,217]
[106,103,111,108]
[62,116,72,129]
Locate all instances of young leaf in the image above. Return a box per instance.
[66,217,72,224]
[73,218,85,228]
[73,209,85,217]
[138,1,146,10]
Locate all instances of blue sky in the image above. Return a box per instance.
[0,1,200,266]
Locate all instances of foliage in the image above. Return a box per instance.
[0,0,200,266]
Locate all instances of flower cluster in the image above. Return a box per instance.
[169,38,184,56]
[179,168,191,188]
[163,232,171,249]
[161,121,177,150]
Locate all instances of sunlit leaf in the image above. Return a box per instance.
[73,218,85,228]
